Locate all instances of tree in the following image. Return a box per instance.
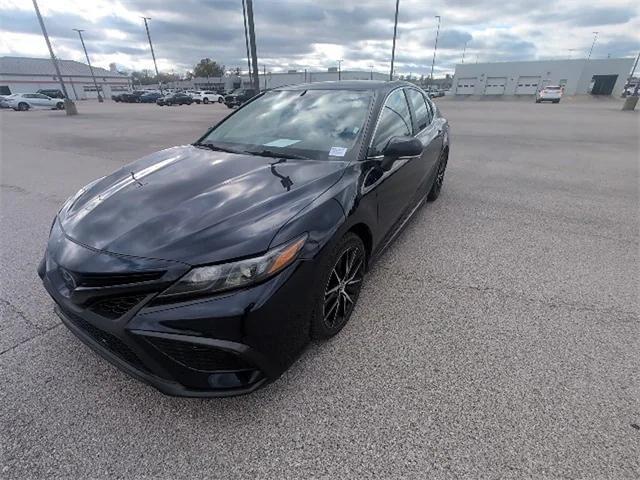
[192,58,225,78]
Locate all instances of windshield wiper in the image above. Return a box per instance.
[193,142,242,154]
[243,148,310,160]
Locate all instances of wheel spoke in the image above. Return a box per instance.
[324,297,339,322]
[346,277,362,287]
[325,285,340,297]
[346,258,363,282]
[343,290,354,305]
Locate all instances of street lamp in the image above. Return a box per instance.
[390,0,400,80]
[587,32,599,60]
[142,17,162,93]
[32,0,77,114]
[337,59,343,80]
[429,15,441,87]
[72,29,103,102]
[461,40,468,64]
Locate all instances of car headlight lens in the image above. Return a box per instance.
[158,234,307,299]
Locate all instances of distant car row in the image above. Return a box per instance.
[111,88,260,109]
[112,90,224,104]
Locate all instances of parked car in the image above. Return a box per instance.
[36,88,65,99]
[38,80,450,397]
[156,92,194,106]
[425,87,445,98]
[224,88,258,108]
[188,90,224,104]
[120,91,146,103]
[0,94,15,108]
[536,86,563,103]
[139,92,163,103]
[6,93,65,111]
[111,93,123,102]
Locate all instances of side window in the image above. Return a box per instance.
[37,94,50,99]
[370,89,412,155]
[424,95,435,122]
[405,88,430,132]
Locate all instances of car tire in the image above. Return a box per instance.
[310,232,366,340]
[203,98,209,104]
[195,100,201,104]
[218,97,224,103]
[535,99,541,103]
[56,102,64,110]
[427,148,448,202]
[166,101,172,106]
[554,100,560,104]
[17,102,29,111]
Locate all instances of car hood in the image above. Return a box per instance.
[58,145,347,265]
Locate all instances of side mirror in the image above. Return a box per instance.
[379,136,423,171]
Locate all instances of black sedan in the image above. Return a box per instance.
[156,92,193,106]
[38,81,450,397]
[139,92,163,103]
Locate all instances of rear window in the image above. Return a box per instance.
[545,86,561,90]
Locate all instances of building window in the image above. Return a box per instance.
[83,85,103,92]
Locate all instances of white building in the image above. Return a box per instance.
[0,56,130,99]
[453,58,635,96]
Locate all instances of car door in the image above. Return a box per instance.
[369,88,425,237]
[405,88,443,186]
[36,94,55,108]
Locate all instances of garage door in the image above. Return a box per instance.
[484,77,507,95]
[515,76,541,95]
[456,77,476,95]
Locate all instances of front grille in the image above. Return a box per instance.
[77,271,165,288]
[64,309,148,372]
[89,295,146,319]
[146,336,253,372]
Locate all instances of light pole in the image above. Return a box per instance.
[587,32,598,60]
[142,17,162,93]
[337,59,343,80]
[461,40,468,64]
[32,0,77,114]
[72,29,102,102]
[241,0,252,81]
[245,0,259,91]
[429,15,441,87]
[369,64,374,80]
[390,0,400,80]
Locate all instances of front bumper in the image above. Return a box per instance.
[39,226,318,397]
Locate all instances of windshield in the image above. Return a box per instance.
[545,86,561,90]
[200,89,372,161]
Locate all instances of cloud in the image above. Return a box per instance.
[0,0,637,76]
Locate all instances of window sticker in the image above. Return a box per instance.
[264,139,301,147]
[329,146,348,157]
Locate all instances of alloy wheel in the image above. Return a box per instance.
[322,245,364,329]
[433,152,448,192]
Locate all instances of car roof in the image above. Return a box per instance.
[273,80,414,93]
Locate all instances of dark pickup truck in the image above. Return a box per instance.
[224,88,258,108]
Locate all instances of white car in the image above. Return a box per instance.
[7,93,65,111]
[188,90,224,104]
[536,86,563,104]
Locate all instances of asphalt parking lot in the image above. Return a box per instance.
[1,97,638,479]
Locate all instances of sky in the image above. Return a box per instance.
[0,0,638,77]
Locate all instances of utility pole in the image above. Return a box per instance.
[142,17,162,93]
[369,64,374,80]
[337,59,343,80]
[32,0,77,114]
[587,32,598,60]
[241,0,252,81]
[263,64,266,90]
[390,0,400,81]
[461,41,468,64]
[73,29,102,102]
[429,15,441,87]
[245,0,259,91]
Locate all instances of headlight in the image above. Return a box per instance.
[158,234,307,299]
